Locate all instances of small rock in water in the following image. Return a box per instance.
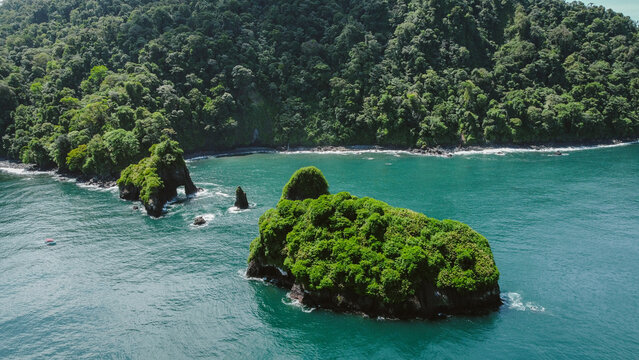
[235,186,249,209]
[133,205,139,210]
[194,216,206,226]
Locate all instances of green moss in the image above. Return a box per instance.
[250,168,499,305]
[281,166,329,201]
[117,138,185,203]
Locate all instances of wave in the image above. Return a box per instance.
[189,213,217,227]
[215,191,233,198]
[0,166,54,176]
[501,292,545,312]
[282,296,315,313]
[276,140,639,157]
[283,149,416,157]
[228,203,257,214]
[453,140,639,156]
[75,182,118,192]
[185,156,209,162]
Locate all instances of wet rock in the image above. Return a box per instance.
[193,216,206,226]
[235,186,249,209]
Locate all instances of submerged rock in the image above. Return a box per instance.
[118,139,197,217]
[235,186,249,209]
[247,167,501,319]
[194,216,206,226]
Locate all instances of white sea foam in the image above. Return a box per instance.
[283,296,315,313]
[453,140,638,156]
[215,191,233,198]
[502,292,545,312]
[75,182,118,192]
[283,149,415,157]
[228,206,247,214]
[185,156,209,162]
[201,213,216,222]
[0,166,53,176]
[278,140,638,158]
[228,203,256,213]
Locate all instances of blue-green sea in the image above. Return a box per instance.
[1,144,639,359]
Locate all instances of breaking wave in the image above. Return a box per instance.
[282,296,315,313]
[501,292,545,312]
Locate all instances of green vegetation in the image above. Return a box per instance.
[250,169,499,305]
[117,138,184,203]
[2,0,639,176]
[281,166,329,201]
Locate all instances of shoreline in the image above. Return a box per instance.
[0,159,117,188]
[184,138,639,161]
[1,139,637,185]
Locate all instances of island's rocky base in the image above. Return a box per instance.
[247,260,501,319]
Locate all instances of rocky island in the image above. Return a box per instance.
[118,139,197,217]
[248,167,500,319]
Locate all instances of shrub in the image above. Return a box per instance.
[66,144,88,173]
[250,167,500,305]
[281,166,329,200]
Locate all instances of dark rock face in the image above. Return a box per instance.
[145,164,197,217]
[194,216,206,226]
[246,259,501,319]
[235,186,249,209]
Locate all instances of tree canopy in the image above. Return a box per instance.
[1,0,638,176]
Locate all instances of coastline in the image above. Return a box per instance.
[1,139,637,185]
[184,138,639,161]
[0,158,117,188]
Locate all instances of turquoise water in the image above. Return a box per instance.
[1,144,639,358]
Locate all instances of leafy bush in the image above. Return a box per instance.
[281,166,329,200]
[117,138,185,203]
[66,144,88,173]
[250,168,499,305]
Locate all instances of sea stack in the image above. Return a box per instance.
[118,139,197,217]
[247,167,501,319]
[235,186,249,209]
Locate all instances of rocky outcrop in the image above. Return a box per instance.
[118,139,198,217]
[194,216,206,226]
[235,186,249,209]
[119,162,197,217]
[247,259,501,319]
[247,167,501,319]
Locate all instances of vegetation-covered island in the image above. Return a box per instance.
[118,138,197,216]
[248,167,500,318]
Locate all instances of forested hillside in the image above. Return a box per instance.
[1,0,638,176]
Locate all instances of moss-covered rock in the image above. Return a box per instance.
[118,139,197,216]
[281,166,329,201]
[248,168,500,318]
